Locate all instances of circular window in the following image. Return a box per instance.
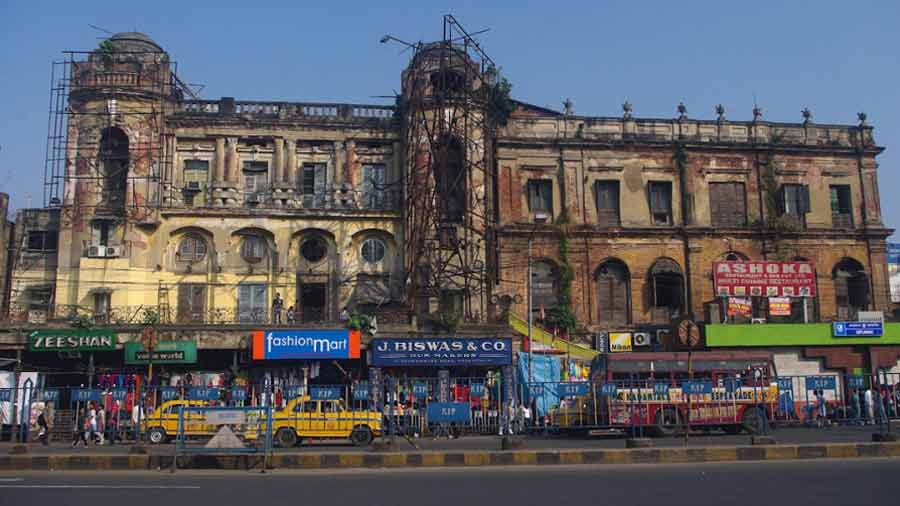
[301,237,327,263]
[361,238,386,264]
[241,236,267,263]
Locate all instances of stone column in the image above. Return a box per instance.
[332,140,344,185]
[273,137,285,184]
[226,137,239,184]
[214,137,226,182]
[169,135,181,186]
[285,139,297,186]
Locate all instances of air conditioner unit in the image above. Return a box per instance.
[534,211,550,223]
[185,181,202,191]
[633,332,651,347]
[87,244,104,258]
[105,245,123,257]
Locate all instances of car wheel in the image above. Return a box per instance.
[351,427,373,446]
[652,408,681,437]
[147,427,167,445]
[742,407,766,434]
[276,428,298,448]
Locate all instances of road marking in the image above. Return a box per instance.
[0,478,24,482]
[0,485,200,489]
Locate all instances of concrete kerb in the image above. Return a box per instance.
[1,443,898,471]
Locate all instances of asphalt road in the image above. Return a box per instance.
[3,424,892,454]
[1,458,898,506]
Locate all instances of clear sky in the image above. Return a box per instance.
[1,1,897,236]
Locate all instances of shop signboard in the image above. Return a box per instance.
[889,243,900,303]
[609,332,632,353]
[188,387,220,401]
[42,389,59,402]
[470,382,486,397]
[72,388,100,402]
[776,377,794,392]
[252,329,361,360]
[310,386,342,400]
[353,382,370,401]
[682,381,712,395]
[558,382,589,397]
[427,402,471,424]
[713,261,817,297]
[848,376,865,389]
[161,388,178,401]
[833,321,883,337]
[653,382,670,396]
[124,341,197,365]
[805,376,836,391]
[370,338,512,367]
[412,382,429,396]
[231,388,246,402]
[768,297,792,316]
[727,297,752,317]
[28,329,117,352]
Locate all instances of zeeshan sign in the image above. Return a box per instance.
[713,261,816,298]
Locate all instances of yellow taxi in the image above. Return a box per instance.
[144,399,212,444]
[248,396,383,447]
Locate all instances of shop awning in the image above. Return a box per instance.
[507,312,598,361]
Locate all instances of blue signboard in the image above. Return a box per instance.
[724,378,742,393]
[160,387,178,401]
[253,329,359,360]
[42,389,59,402]
[72,388,100,402]
[776,377,794,392]
[371,338,512,367]
[188,388,220,401]
[0,389,11,402]
[284,385,304,400]
[847,376,866,389]
[310,386,343,400]
[682,381,712,395]
[412,382,429,396]
[888,243,900,264]
[833,321,883,337]
[427,402,471,424]
[653,382,670,396]
[470,382,486,397]
[558,382,590,397]
[601,383,618,396]
[111,389,128,401]
[353,382,370,401]
[231,388,246,402]
[805,376,836,391]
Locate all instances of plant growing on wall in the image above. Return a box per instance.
[544,211,578,334]
[485,65,514,127]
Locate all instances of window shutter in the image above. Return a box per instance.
[801,185,811,214]
[314,164,326,206]
[776,186,786,215]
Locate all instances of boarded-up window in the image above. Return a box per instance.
[596,260,629,325]
[177,284,206,323]
[527,179,553,216]
[709,182,747,227]
[830,185,853,229]
[648,182,673,225]
[595,181,620,227]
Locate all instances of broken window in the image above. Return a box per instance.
[833,258,869,320]
[778,184,810,227]
[99,127,129,211]
[362,164,387,209]
[649,258,684,322]
[595,181,620,227]
[709,182,747,227]
[300,163,327,208]
[26,231,58,252]
[527,179,553,220]
[434,136,465,222]
[242,161,268,204]
[596,260,630,326]
[531,260,560,313]
[648,182,673,225]
[830,185,853,228]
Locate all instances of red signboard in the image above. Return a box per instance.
[713,261,817,298]
[727,298,752,317]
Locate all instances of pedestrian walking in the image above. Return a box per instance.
[36,410,49,446]
[865,387,875,424]
[850,389,861,424]
[815,390,826,428]
[96,405,106,445]
[286,305,296,325]
[71,410,88,448]
[874,387,887,425]
[272,292,284,324]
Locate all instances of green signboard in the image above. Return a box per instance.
[705,323,900,347]
[28,329,117,352]
[124,341,197,364]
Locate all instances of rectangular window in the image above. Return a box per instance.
[648,181,673,225]
[439,289,464,317]
[183,159,209,207]
[594,181,620,227]
[300,163,327,208]
[177,284,206,323]
[362,164,387,209]
[237,283,267,323]
[709,182,747,227]
[779,184,810,224]
[26,231,58,252]
[830,185,853,228]
[527,179,553,218]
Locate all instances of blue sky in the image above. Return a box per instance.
[1,1,897,235]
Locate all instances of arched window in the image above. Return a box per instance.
[833,258,869,319]
[99,127,129,210]
[649,258,684,323]
[176,234,207,263]
[361,238,386,264]
[434,136,465,222]
[596,260,630,326]
[300,236,328,263]
[531,260,560,316]
[240,235,267,263]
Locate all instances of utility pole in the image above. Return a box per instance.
[527,237,533,385]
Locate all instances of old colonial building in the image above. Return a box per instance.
[1,28,894,377]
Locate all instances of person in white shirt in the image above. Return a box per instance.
[864,387,875,424]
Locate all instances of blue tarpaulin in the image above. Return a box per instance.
[517,352,562,417]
